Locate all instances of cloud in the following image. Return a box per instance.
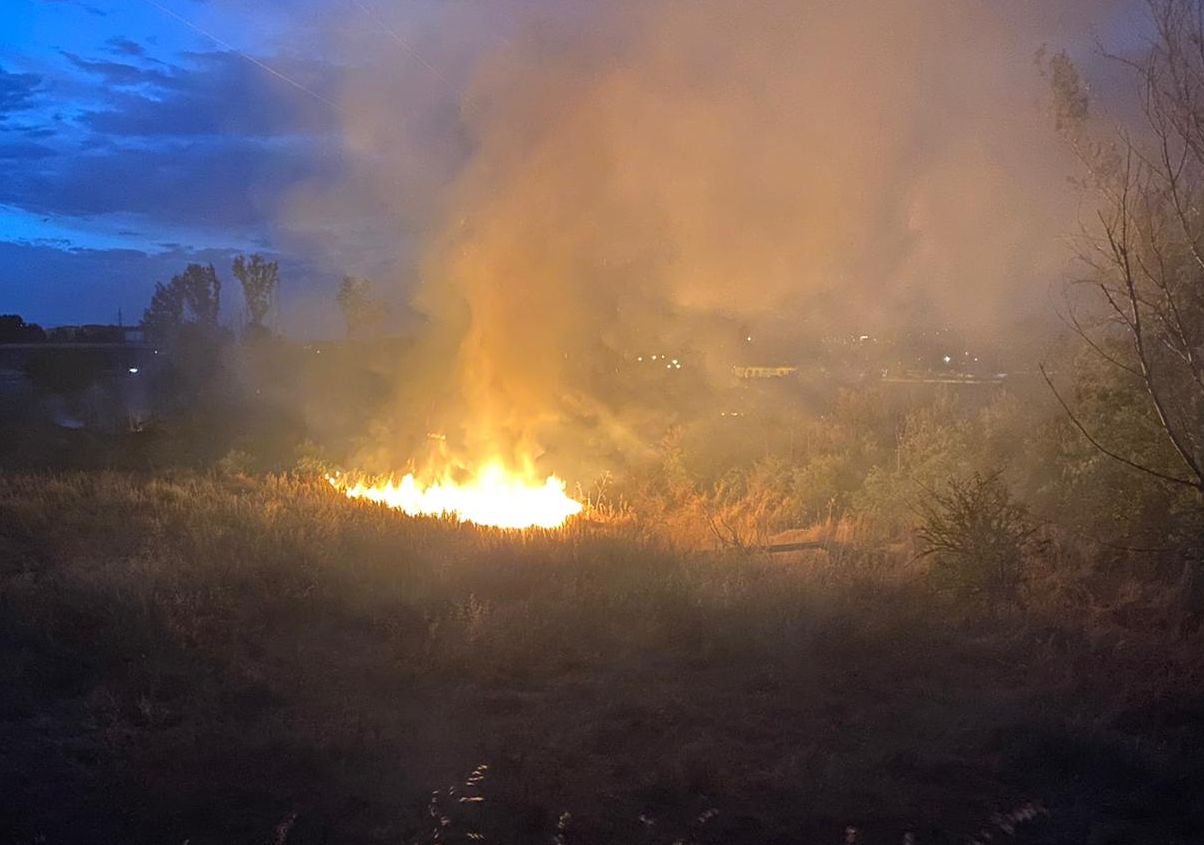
[0,141,55,161]
[105,37,145,57]
[39,0,106,16]
[0,42,345,245]
[0,67,41,116]
[0,3,355,327]
[60,51,175,88]
[0,136,339,232]
[12,125,56,139]
[78,50,338,138]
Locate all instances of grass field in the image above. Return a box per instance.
[2,472,1203,844]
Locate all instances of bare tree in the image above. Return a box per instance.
[1043,1,1204,496]
[916,471,1036,603]
[232,254,279,329]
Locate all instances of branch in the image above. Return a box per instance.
[1039,363,1202,491]
[1055,294,1143,378]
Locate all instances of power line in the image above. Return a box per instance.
[347,0,447,85]
[138,0,339,109]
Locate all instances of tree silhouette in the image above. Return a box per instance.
[0,315,46,343]
[142,280,185,344]
[142,264,221,344]
[178,263,221,328]
[232,254,279,329]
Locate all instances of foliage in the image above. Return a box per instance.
[177,262,221,326]
[1039,47,1089,135]
[916,471,1036,603]
[0,314,46,343]
[141,279,185,344]
[232,253,279,328]
[142,263,222,344]
[854,392,978,534]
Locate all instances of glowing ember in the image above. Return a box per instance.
[327,462,583,529]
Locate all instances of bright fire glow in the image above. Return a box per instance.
[327,462,583,529]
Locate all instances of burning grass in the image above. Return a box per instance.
[1,472,1202,843]
[326,462,583,529]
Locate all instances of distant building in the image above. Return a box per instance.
[733,365,798,379]
[45,324,141,344]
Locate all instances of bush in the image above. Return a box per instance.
[916,471,1036,603]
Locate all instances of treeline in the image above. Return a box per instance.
[0,252,407,474]
[140,255,391,344]
[124,257,404,473]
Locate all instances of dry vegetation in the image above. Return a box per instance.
[2,472,1202,844]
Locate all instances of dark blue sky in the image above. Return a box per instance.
[1,0,356,329]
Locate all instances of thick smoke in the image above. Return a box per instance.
[292,0,1130,476]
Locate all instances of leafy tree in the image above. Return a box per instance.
[232,254,279,329]
[142,264,221,344]
[142,280,185,344]
[178,263,221,328]
[337,275,387,338]
[0,315,46,343]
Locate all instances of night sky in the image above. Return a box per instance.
[1,0,356,330]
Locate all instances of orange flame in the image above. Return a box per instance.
[327,461,583,529]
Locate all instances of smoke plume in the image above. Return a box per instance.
[291,0,1131,476]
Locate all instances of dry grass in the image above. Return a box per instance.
[1,472,1202,843]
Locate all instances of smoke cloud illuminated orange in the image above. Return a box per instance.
[290,0,1125,494]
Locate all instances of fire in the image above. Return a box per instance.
[327,461,583,529]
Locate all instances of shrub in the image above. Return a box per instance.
[916,471,1036,603]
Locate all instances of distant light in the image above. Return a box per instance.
[153,349,159,355]
[859,335,869,342]
[666,363,672,369]
[316,349,322,354]
[943,355,951,364]
[637,356,643,362]
[127,367,139,374]
[746,336,752,342]
[671,358,679,365]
